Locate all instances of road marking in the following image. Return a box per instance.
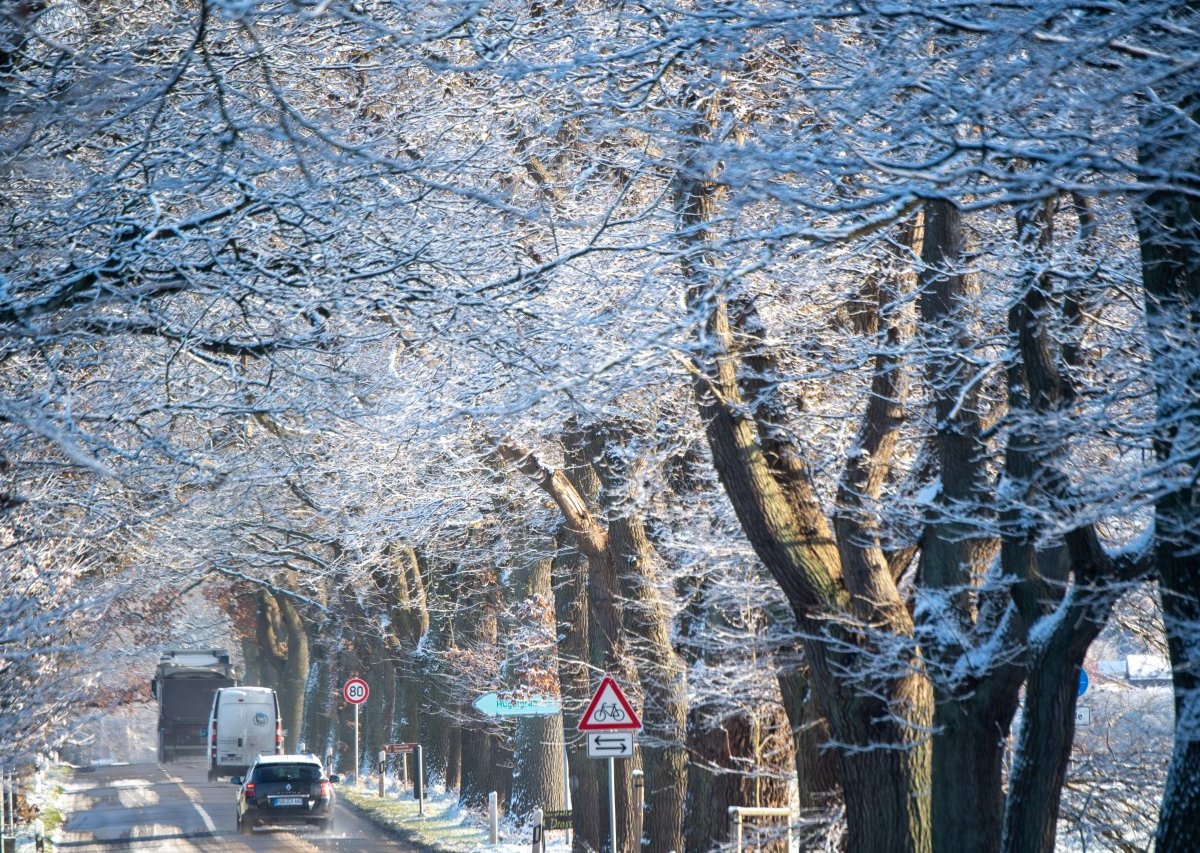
[162,767,217,834]
[194,802,217,834]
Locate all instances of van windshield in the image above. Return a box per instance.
[252,764,320,784]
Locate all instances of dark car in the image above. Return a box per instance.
[232,754,339,835]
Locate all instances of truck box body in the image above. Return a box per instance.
[151,649,236,763]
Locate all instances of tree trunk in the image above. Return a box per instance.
[375,543,429,752]
[276,592,309,753]
[420,675,451,786]
[914,198,1018,853]
[498,435,638,851]
[775,652,842,817]
[590,426,687,853]
[1001,629,1091,853]
[686,703,792,852]
[996,199,1129,852]
[301,635,336,761]
[932,697,1011,853]
[513,715,566,819]
[553,534,601,852]
[445,713,462,791]
[675,103,931,851]
[509,556,566,822]
[460,724,500,809]
[1135,80,1200,852]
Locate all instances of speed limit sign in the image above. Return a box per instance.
[343,677,369,705]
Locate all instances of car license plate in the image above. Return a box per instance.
[273,796,304,807]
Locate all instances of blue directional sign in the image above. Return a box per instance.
[473,692,562,717]
[1077,669,1089,697]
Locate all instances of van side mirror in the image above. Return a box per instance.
[230,776,242,785]
[328,775,340,784]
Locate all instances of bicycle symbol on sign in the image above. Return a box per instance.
[592,702,626,723]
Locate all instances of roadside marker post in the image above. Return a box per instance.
[488,791,499,844]
[532,805,544,852]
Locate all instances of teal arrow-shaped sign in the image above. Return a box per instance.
[473,692,562,717]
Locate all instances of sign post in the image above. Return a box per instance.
[416,743,425,817]
[343,678,369,788]
[578,675,642,853]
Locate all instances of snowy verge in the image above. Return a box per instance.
[340,781,570,852]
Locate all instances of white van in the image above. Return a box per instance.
[206,687,283,781]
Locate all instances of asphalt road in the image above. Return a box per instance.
[55,761,421,852]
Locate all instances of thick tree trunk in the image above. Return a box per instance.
[932,699,1011,853]
[513,714,566,819]
[276,592,309,752]
[685,703,792,851]
[916,198,1016,853]
[240,634,265,687]
[1001,537,1120,853]
[677,151,932,850]
[419,557,456,788]
[460,724,501,809]
[996,200,1128,853]
[591,427,687,853]
[553,535,601,852]
[499,435,638,851]
[1135,82,1200,852]
[419,675,451,786]
[510,556,566,822]
[445,714,462,791]
[376,543,429,751]
[775,653,842,817]
[459,571,504,810]
[1001,636,1088,853]
[301,636,336,761]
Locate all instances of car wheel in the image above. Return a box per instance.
[237,815,252,835]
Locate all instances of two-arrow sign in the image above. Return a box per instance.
[590,734,628,753]
[586,731,634,758]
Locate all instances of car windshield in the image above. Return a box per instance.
[252,764,321,783]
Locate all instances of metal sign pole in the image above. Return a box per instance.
[607,756,617,853]
[354,702,360,789]
[562,717,572,850]
[416,745,425,817]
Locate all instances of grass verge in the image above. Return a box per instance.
[340,788,491,852]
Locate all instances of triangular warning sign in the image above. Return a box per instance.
[578,675,642,731]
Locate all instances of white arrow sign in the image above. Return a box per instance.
[587,731,634,759]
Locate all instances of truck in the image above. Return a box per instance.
[150,649,236,763]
